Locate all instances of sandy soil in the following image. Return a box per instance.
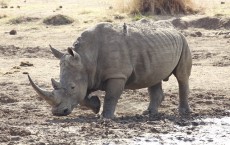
[0,0,230,144]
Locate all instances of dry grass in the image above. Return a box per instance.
[115,0,198,15]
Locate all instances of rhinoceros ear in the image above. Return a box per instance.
[50,45,64,59]
[67,47,81,62]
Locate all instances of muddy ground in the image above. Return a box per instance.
[0,0,230,145]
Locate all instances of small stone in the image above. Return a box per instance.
[208,139,213,142]
[195,31,202,37]
[59,6,62,8]
[9,30,17,35]
[191,121,199,126]
[190,33,197,37]
[150,128,160,133]
[187,131,192,135]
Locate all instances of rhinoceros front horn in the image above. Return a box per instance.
[28,75,58,106]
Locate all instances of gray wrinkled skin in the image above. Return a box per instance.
[30,19,192,119]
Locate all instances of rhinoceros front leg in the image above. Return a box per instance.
[143,82,164,115]
[102,79,125,119]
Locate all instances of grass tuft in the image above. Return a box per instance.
[43,14,74,26]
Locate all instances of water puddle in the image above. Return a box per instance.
[132,116,230,145]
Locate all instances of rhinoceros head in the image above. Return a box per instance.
[28,45,100,116]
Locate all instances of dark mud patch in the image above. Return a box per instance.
[8,16,40,24]
[0,45,52,58]
[192,50,218,60]
[0,93,18,104]
[192,50,230,66]
[213,54,230,67]
[9,127,31,136]
[171,16,230,30]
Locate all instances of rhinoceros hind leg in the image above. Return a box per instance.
[177,80,191,115]
[173,44,192,115]
[143,82,164,115]
[102,79,125,119]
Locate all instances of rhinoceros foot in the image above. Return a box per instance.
[84,95,101,114]
[142,109,158,116]
[179,107,192,115]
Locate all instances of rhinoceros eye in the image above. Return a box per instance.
[71,86,75,89]
[74,42,80,48]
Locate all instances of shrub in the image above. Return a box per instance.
[116,0,198,15]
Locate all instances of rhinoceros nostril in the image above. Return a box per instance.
[63,108,68,114]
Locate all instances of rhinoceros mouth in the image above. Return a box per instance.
[28,74,60,106]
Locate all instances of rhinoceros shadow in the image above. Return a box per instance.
[46,113,200,127]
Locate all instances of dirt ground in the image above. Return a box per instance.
[0,0,230,144]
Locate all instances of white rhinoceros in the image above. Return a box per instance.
[28,20,192,119]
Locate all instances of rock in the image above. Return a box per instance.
[13,66,20,69]
[190,31,202,37]
[191,121,199,126]
[9,30,17,35]
[171,18,188,29]
[195,31,202,37]
[224,34,230,38]
[190,33,197,37]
